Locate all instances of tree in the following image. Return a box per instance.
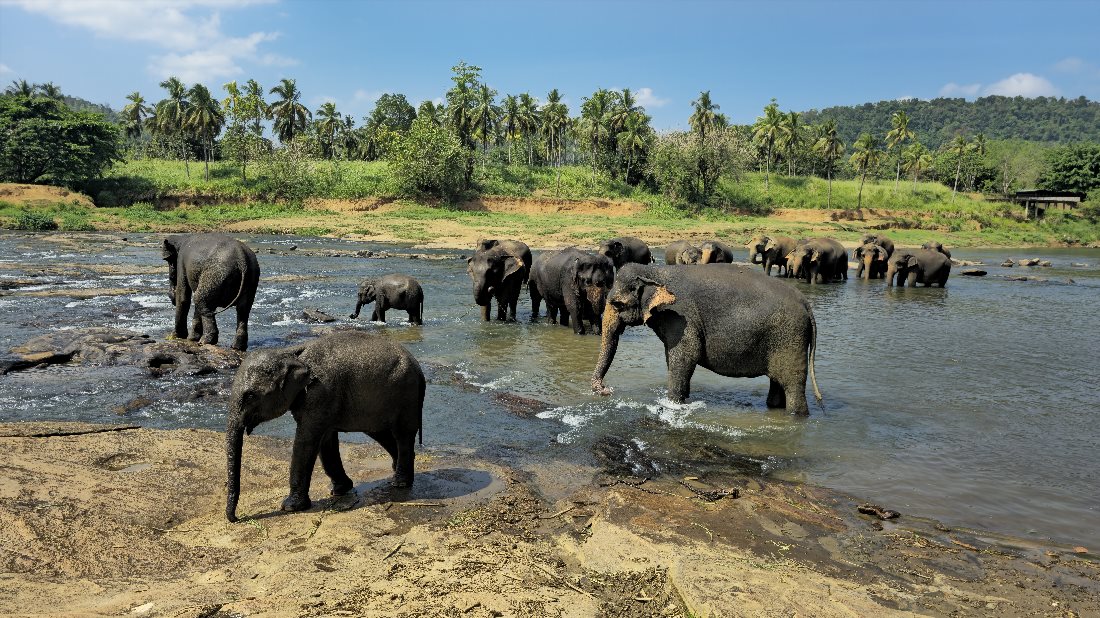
[777,110,803,176]
[314,101,341,159]
[387,116,468,199]
[948,135,970,201]
[36,82,63,99]
[416,100,444,127]
[849,132,882,209]
[244,79,267,135]
[153,76,191,177]
[445,61,482,185]
[903,142,932,190]
[580,88,614,177]
[814,119,845,207]
[752,100,783,192]
[470,84,500,151]
[268,78,311,143]
[617,111,650,183]
[540,88,569,167]
[221,80,267,179]
[337,115,358,159]
[689,90,721,142]
[5,80,34,96]
[517,92,541,165]
[120,91,152,141]
[885,110,915,192]
[649,127,751,205]
[371,94,416,132]
[1037,143,1100,195]
[500,94,522,164]
[0,94,123,184]
[184,83,224,180]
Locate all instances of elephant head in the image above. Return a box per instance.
[571,254,615,322]
[598,239,625,268]
[887,251,918,286]
[592,265,677,394]
[349,280,378,319]
[467,247,524,306]
[699,241,730,264]
[225,346,312,522]
[921,241,951,259]
[679,246,702,264]
[475,238,499,252]
[858,242,889,279]
[746,235,769,264]
[162,236,183,304]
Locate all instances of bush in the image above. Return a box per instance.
[15,210,58,230]
[59,211,95,231]
[386,116,469,200]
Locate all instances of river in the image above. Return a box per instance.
[1,232,1097,547]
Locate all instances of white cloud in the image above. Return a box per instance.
[353,89,384,104]
[1053,57,1086,73]
[938,82,982,98]
[0,63,13,75]
[1,0,289,83]
[983,73,1059,97]
[634,87,668,108]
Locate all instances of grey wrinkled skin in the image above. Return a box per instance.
[664,240,702,265]
[225,330,425,522]
[887,249,952,287]
[598,236,653,269]
[855,234,895,280]
[350,274,424,325]
[162,233,260,351]
[786,237,848,284]
[699,240,735,264]
[530,247,615,335]
[592,264,822,415]
[920,241,952,259]
[747,235,796,276]
[468,239,532,321]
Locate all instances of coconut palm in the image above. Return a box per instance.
[949,135,970,202]
[608,88,641,137]
[617,112,649,182]
[121,91,152,140]
[540,89,569,167]
[579,88,614,176]
[154,77,191,177]
[416,100,445,127]
[268,78,311,144]
[315,101,342,159]
[470,84,500,151]
[777,110,803,176]
[517,92,541,165]
[814,119,845,207]
[184,83,225,180]
[5,79,34,96]
[36,82,62,99]
[903,142,932,190]
[752,100,783,192]
[338,115,358,159]
[849,133,882,209]
[244,79,267,135]
[970,132,988,190]
[689,90,721,142]
[500,94,522,163]
[885,110,915,193]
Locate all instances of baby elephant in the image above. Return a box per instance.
[350,274,424,325]
[225,331,426,522]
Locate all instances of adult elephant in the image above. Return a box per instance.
[665,240,702,265]
[162,233,260,351]
[530,247,615,335]
[887,249,951,287]
[699,240,735,264]
[598,237,652,269]
[921,241,952,259]
[854,242,891,280]
[591,264,822,415]
[225,331,425,522]
[859,233,895,258]
[747,235,796,276]
[786,238,848,284]
[349,274,424,325]
[468,239,531,321]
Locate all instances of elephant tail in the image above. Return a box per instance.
[417,371,426,446]
[808,308,823,403]
[214,251,250,315]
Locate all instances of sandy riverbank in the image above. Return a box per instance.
[0,422,1096,617]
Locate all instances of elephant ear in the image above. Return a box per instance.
[162,238,178,261]
[503,255,524,279]
[279,351,313,406]
[810,249,822,262]
[905,255,919,268]
[641,282,677,323]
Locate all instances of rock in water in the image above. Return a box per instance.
[1018,258,1041,266]
[961,269,987,276]
[302,308,337,323]
[1001,259,1015,267]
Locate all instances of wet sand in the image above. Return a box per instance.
[1,422,1096,617]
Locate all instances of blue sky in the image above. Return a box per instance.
[1,0,1098,129]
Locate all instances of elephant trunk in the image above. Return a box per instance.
[225,422,245,522]
[748,249,761,264]
[886,264,897,286]
[592,306,624,395]
[350,299,364,319]
[863,254,874,280]
[473,277,492,306]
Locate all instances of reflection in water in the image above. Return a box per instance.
[0,234,1098,545]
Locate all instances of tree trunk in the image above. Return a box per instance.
[857,170,866,209]
[828,167,833,208]
[765,144,771,193]
[952,160,961,202]
[895,157,901,193]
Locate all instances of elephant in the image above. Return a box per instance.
[665,240,702,265]
[786,238,848,284]
[747,235,796,276]
[162,233,260,351]
[854,242,890,279]
[530,247,615,335]
[887,249,951,287]
[224,330,425,522]
[921,241,952,259]
[859,233,895,258]
[598,236,653,269]
[468,239,532,321]
[350,274,424,325]
[699,240,735,264]
[781,238,811,279]
[591,264,822,415]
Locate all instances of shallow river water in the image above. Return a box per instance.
[1,232,1097,546]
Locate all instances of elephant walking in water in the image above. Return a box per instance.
[746,235,796,276]
[592,264,822,415]
[855,234,895,280]
[599,236,653,269]
[786,237,848,284]
[530,247,615,335]
[887,249,951,287]
[162,233,260,351]
[350,274,424,325]
[468,239,532,321]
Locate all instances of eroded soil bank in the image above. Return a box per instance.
[0,422,1096,617]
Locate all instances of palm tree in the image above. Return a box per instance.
[849,133,882,209]
[121,91,152,140]
[903,142,932,190]
[338,115,358,159]
[617,112,649,183]
[885,110,915,193]
[500,94,522,164]
[777,111,803,176]
[416,100,445,127]
[470,84,500,151]
[244,79,267,135]
[580,89,613,176]
[5,79,34,96]
[814,119,845,207]
[517,92,541,165]
[315,101,342,159]
[949,135,970,202]
[752,100,783,192]
[184,83,225,180]
[268,78,311,143]
[540,89,568,166]
[689,90,720,142]
[608,88,641,137]
[36,82,62,99]
[155,77,191,177]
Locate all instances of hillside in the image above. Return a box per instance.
[799,95,1100,148]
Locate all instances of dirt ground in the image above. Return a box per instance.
[0,183,96,209]
[0,422,1096,617]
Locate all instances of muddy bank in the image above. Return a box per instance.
[0,422,1096,617]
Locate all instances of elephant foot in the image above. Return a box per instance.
[280,494,312,512]
[231,341,248,352]
[591,378,614,396]
[390,474,413,489]
[330,480,354,496]
[187,333,201,342]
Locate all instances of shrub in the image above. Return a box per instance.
[386,117,469,200]
[15,210,58,230]
[59,212,95,231]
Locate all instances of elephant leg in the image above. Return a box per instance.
[783,378,810,416]
[319,431,354,496]
[766,379,786,409]
[529,285,542,322]
[495,294,507,321]
[188,303,203,341]
[547,304,558,324]
[663,331,700,404]
[907,271,918,287]
[558,306,571,329]
[232,302,251,351]
[480,304,491,321]
[197,302,219,345]
[565,296,585,335]
[391,430,416,488]
[173,294,191,340]
[283,428,323,512]
[508,295,519,322]
[367,431,400,472]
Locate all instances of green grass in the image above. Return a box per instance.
[0,200,96,231]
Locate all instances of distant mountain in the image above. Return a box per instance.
[60,95,118,122]
[799,96,1099,149]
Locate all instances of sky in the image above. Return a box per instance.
[1,0,1098,130]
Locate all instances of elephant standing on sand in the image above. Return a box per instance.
[786,238,848,284]
[699,240,735,264]
[747,235,796,276]
[665,240,702,265]
[887,249,951,287]
[530,247,615,335]
[921,241,952,259]
[591,264,822,415]
[162,233,260,351]
[225,331,425,522]
[468,239,532,321]
[598,237,653,269]
[350,274,424,325]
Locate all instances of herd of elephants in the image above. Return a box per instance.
[159,231,953,521]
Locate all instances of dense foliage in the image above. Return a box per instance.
[0,94,122,184]
[1037,144,1100,196]
[386,116,468,199]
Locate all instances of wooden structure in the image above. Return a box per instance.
[1013,189,1084,219]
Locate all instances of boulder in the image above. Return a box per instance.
[961,269,987,276]
[302,308,337,323]
[1018,258,1041,266]
[1001,259,1014,267]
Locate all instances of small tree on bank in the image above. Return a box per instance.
[849,132,882,209]
[387,116,468,200]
